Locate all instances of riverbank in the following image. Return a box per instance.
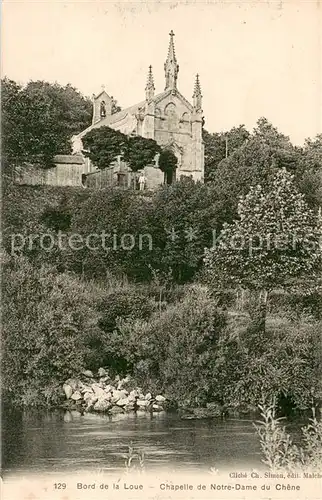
[61,369,167,415]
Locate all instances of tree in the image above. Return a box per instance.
[204,168,321,330]
[295,134,322,210]
[82,127,161,171]
[82,126,126,170]
[1,78,92,167]
[203,125,250,181]
[158,149,178,184]
[69,188,155,280]
[123,135,161,172]
[2,255,101,406]
[150,178,219,282]
[68,178,220,283]
[207,118,301,227]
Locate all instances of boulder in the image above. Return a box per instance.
[109,405,124,414]
[116,397,130,407]
[91,384,107,398]
[71,391,82,401]
[99,376,110,384]
[155,395,166,403]
[94,398,112,412]
[145,392,152,401]
[79,385,93,394]
[128,390,139,402]
[83,392,97,405]
[63,384,73,399]
[124,403,135,412]
[152,404,163,412]
[111,389,127,403]
[64,378,79,391]
[98,367,108,378]
[136,399,149,408]
[82,370,94,378]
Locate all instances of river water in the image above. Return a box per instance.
[3,408,265,476]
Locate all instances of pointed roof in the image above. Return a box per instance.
[93,85,112,100]
[164,30,179,90]
[166,30,177,65]
[145,65,155,90]
[193,74,202,97]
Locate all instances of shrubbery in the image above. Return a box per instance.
[83,288,158,373]
[2,176,322,415]
[2,255,102,406]
[211,318,322,413]
[255,403,322,471]
[2,252,321,413]
[104,286,228,407]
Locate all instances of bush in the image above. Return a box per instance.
[98,288,156,332]
[109,286,227,407]
[268,289,322,321]
[255,402,322,472]
[212,318,322,412]
[69,188,155,280]
[83,288,158,374]
[2,255,102,406]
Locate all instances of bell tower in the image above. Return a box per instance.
[92,85,113,125]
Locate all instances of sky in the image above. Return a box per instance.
[2,0,322,145]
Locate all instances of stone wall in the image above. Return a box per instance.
[14,162,85,187]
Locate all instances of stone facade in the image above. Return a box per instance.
[72,31,205,188]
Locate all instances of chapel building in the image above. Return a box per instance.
[72,30,205,189]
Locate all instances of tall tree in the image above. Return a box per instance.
[203,125,250,181]
[208,118,301,227]
[205,168,321,330]
[123,135,161,172]
[296,134,322,210]
[2,78,92,167]
[82,126,127,170]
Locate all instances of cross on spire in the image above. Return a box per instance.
[146,65,155,89]
[193,73,202,110]
[193,74,202,97]
[164,30,179,90]
[145,65,155,101]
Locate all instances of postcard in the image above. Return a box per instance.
[2,1,322,499]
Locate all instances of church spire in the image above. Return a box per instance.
[145,65,155,101]
[164,30,179,91]
[193,73,202,110]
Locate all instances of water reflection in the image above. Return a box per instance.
[2,408,264,475]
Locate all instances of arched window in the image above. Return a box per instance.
[164,102,178,131]
[180,112,190,131]
[100,100,106,118]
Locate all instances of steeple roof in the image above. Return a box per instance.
[193,74,202,97]
[164,30,179,90]
[167,30,177,64]
[145,65,155,90]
